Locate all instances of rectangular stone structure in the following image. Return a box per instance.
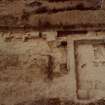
[75,39,105,99]
[68,32,105,100]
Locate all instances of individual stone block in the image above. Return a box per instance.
[43,31,57,41]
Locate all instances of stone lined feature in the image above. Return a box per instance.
[68,32,105,101]
[0,31,105,105]
[0,31,72,105]
[74,40,105,100]
[1,0,105,105]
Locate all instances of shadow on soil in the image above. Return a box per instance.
[13,98,105,105]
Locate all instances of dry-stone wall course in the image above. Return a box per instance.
[0,0,104,30]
